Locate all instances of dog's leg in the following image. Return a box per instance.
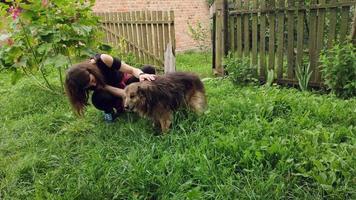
[188,91,207,114]
[159,112,172,134]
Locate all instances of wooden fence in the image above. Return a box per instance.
[95,11,175,68]
[213,0,356,86]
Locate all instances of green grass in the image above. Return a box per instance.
[0,52,355,199]
[176,51,212,78]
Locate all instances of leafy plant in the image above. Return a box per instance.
[320,42,356,98]
[187,21,210,61]
[296,63,313,91]
[224,52,258,85]
[265,69,274,87]
[0,0,101,92]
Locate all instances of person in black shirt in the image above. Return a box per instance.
[65,53,156,121]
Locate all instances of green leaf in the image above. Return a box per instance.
[43,54,68,68]
[98,43,112,52]
[10,69,23,85]
[37,43,53,54]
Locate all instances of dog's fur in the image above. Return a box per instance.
[124,72,207,133]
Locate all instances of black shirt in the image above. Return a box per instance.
[93,54,123,88]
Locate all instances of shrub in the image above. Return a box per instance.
[320,42,356,98]
[224,52,258,85]
[0,1,102,92]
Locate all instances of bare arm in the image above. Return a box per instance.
[120,62,155,81]
[91,54,155,81]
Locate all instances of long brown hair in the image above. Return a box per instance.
[65,61,106,116]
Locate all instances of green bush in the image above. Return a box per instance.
[320,42,356,98]
[0,0,102,91]
[224,52,258,85]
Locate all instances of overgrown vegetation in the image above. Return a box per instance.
[224,52,258,85]
[0,1,101,91]
[320,42,356,98]
[187,21,211,61]
[0,1,139,93]
[1,52,355,199]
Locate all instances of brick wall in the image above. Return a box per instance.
[93,0,211,52]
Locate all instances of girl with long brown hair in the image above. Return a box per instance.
[65,53,155,121]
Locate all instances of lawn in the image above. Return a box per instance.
[0,52,355,199]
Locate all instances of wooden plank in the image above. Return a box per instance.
[131,11,139,61]
[108,13,114,45]
[117,12,123,50]
[164,11,170,55]
[212,13,216,71]
[276,0,285,80]
[169,11,176,54]
[158,11,164,61]
[164,43,176,73]
[339,0,350,42]
[113,12,119,46]
[309,0,318,81]
[315,0,326,83]
[259,0,267,79]
[130,12,136,59]
[135,11,143,63]
[296,0,304,73]
[224,0,229,55]
[251,0,258,67]
[268,0,276,70]
[125,12,132,53]
[243,0,250,58]
[109,12,118,47]
[103,13,110,44]
[352,8,356,43]
[287,0,295,79]
[327,0,337,48]
[102,13,108,43]
[236,0,243,57]
[141,11,147,63]
[146,11,154,65]
[153,11,159,66]
[215,0,226,75]
[119,12,128,53]
[229,1,236,52]
[141,11,148,64]
[122,13,131,53]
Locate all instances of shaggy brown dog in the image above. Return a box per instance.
[124,72,207,133]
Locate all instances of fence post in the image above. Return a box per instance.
[214,0,227,76]
[164,43,176,74]
[352,8,356,44]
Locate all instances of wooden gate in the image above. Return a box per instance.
[212,0,356,86]
[95,11,175,68]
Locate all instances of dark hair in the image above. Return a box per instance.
[65,61,106,116]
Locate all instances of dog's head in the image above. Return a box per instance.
[124,82,146,111]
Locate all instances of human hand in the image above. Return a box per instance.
[139,73,156,82]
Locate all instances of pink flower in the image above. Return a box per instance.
[9,6,21,20]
